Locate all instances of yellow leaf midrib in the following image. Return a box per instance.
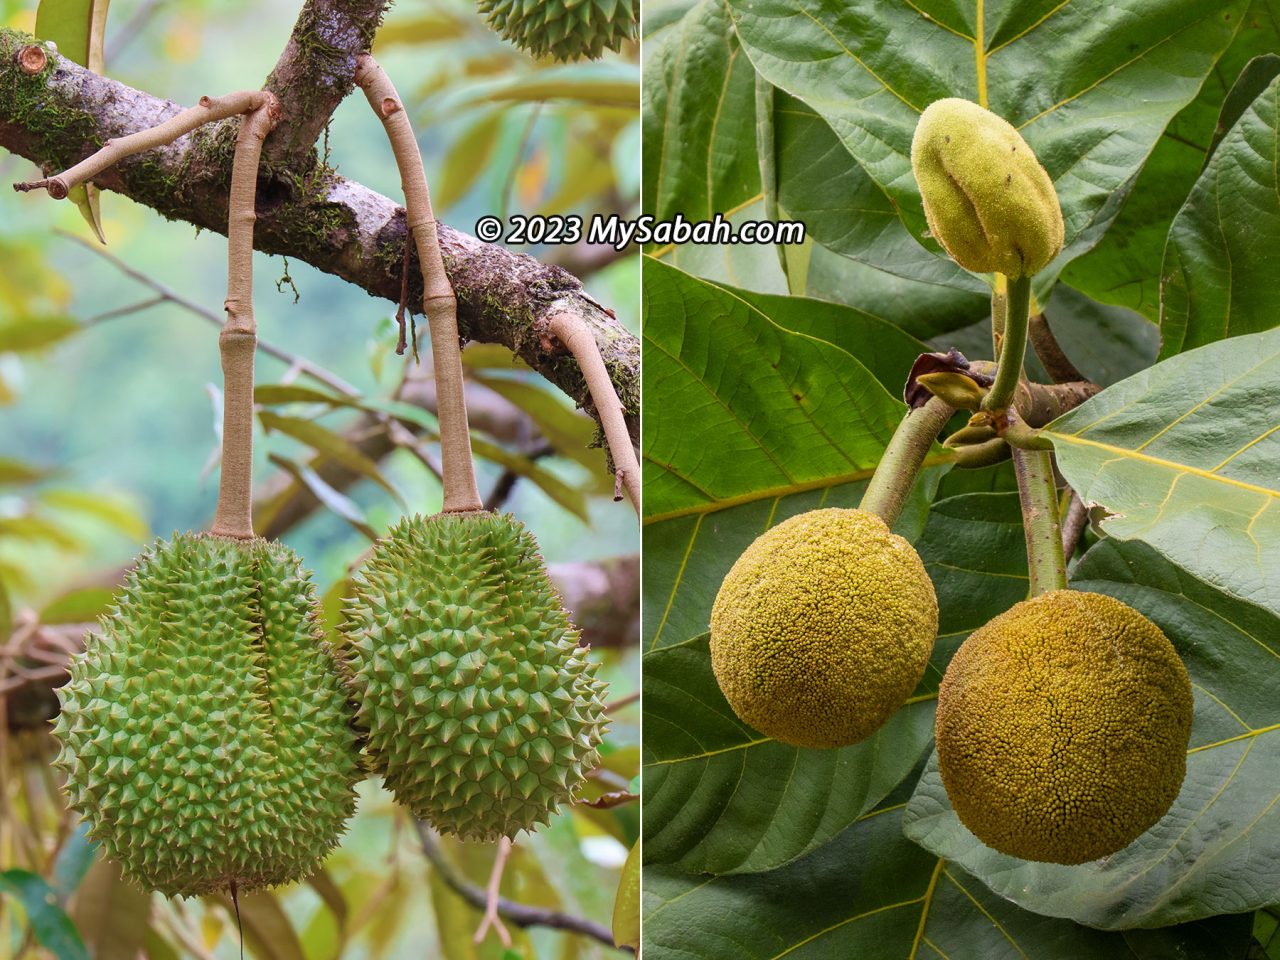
[1046,432,1279,500]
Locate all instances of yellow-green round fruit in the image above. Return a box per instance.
[343,512,609,841]
[52,533,361,896]
[911,97,1064,278]
[476,0,638,61]
[710,508,937,749]
[936,590,1192,864]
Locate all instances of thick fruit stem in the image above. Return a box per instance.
[213,97,278,539]
[354,54,482,514]
[1013,447,1067,596]
[11,88,277,538]
[860,396,953,527]
[982,273,1031,414]
[546,312,639,516]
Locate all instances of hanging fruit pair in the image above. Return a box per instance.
[708,98,1193,867]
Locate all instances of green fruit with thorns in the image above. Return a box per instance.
[476,0,638,60]
[53,533,361,896]
[343,511,609,841]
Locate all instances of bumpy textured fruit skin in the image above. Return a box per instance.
[710,508,937,749]
[52,534,361,897]
[911,98,1064,278]
[936,590,1192,864]
[476,0,638,60]
[343,512,608,841]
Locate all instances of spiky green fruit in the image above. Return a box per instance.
[476,0,638,61]
[52,533,361,897]
[911,98,1063,278]
[343,512,608,841]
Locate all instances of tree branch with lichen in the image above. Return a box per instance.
[0,28,637,454]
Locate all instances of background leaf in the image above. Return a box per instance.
[725,0,1245,280]
[611,840,640,950]
[34,0,110,243]
[0,316,81,353]
[1045,327,1280,615]
[69,858,151,960]
[0,869,88,960]
[1160,74,1280,356]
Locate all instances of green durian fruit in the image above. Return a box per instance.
[911,97,1064,278]
[52,533,361,897]
[476,0,638,61]
[343,511,608,841]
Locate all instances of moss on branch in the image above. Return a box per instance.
[0,28,637,442]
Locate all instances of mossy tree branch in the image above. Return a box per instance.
[262,0,389,169]
[0,28,637,451]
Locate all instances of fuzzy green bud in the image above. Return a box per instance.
[911,98,1064,278]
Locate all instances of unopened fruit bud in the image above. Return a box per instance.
[911,98,1063,278]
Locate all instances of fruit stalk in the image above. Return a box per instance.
[1012,446,1067,595]
[212,97,279,540]
[982,273,1031,414]
[354,54,482,514]
[11,88,277,538]
[860,396,953,527]
[546,312,639,516]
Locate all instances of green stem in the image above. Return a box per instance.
[982,272,1031,413]
[860,396,953,527]
[1012,448,1067,596]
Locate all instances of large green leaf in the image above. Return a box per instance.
[726,0,1245,272]
[1160,74,1280,356]
[1044,327,1280,615]
[643,632,934,874]
[642,257,906,521]
[905,538,1280,929]
[1064,2,1280,320]
[642,492,1026,875]
[643,800,1248,959]
[643,0,761,228]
